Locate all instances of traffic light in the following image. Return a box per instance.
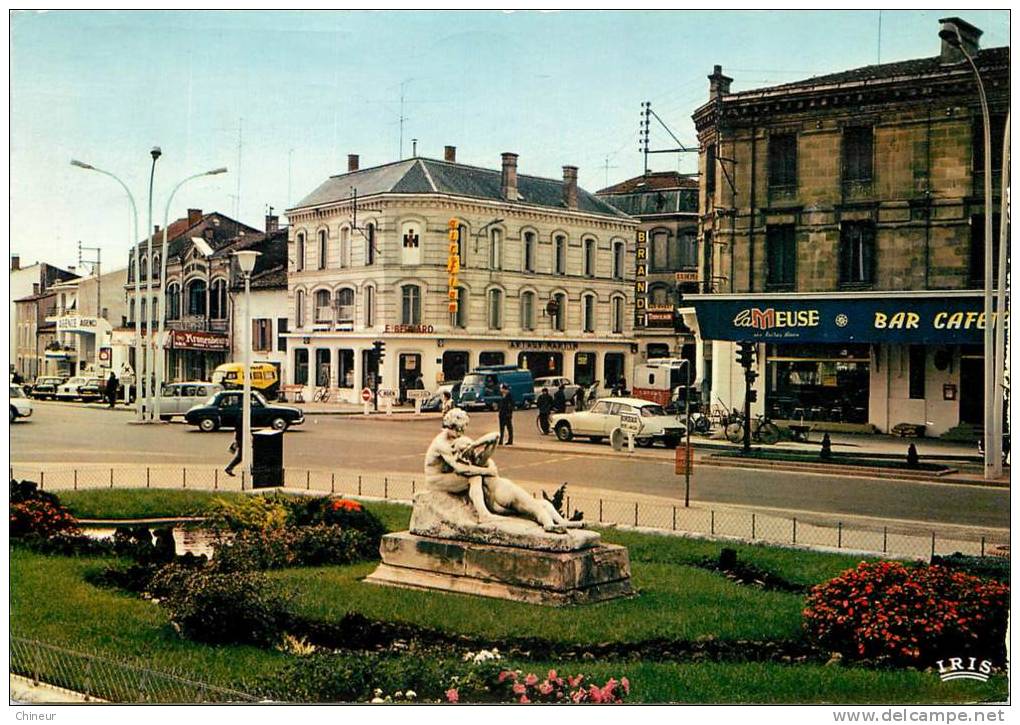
[736,341,755,369]
[372,340,386,365]
[747,389,758,403]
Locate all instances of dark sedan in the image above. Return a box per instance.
[29,376,65,400]
[184,390,304,432]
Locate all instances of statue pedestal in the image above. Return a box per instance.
[365,532,634,606]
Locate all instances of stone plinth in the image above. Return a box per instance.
[409,490,601,552]
[365,531,634,606]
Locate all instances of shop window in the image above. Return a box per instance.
[318,229,328,269]
[973,114,1007,172]
[574,351,596,387]
[612,240,625,280]
[843,126,873,183]
[294,348,309,385]
[252,319,272,352]
[768,133,797,189]
[518,352,562,376]
[295,232,305,272]
[765,343,870,423]
[583,238,596,277]
[969,214,1004,286]
[909,346,926,400]
[838,221,875,286]
[554,235,566,275]
[442,351,469,383]
[337,349,355,388]
[401,284,421,325]
[487,288,503,329]
[520,291,536,331]
[277,318,288,352]
[766,225,796,289]
[315,348,331,387]
[604,353,625,389]
[523,231,536,273]
[187,279,206,316]
[479,351,504,367]
[582,294,596,333]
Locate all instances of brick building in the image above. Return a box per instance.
[685,17,1008,435]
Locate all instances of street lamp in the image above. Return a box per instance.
[70,159,142,421]
[141,147,162,422]
[233,249,261,488]
[153,166,228,421]
[939,20,1001,478]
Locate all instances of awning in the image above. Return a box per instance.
[682,291,1006,345]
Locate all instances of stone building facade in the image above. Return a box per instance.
[685,17,1008,435]
[285,148,638,403]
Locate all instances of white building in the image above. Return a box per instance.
[284,148,639,403]
[9,255,77,372]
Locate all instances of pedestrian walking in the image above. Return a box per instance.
[553,383,567,414]
[536,386,554,434]
[224,424,244,476]
[497,383,514,446]
[105,371,119,408]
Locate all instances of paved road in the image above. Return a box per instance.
[10,401,1009,530]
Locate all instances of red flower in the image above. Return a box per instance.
[445,688,459,703]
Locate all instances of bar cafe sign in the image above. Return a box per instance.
[690,296,1006,345]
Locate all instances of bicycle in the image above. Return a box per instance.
[312,386,331,403]
[725,411,781,445]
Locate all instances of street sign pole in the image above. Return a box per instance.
[684,360,692,508]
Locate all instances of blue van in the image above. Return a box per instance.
[458,365,535,410]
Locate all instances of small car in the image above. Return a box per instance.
[550,396,685,448]
[144,382,224,420]
[55,376,105,401]
[29,376,65,400]
[533,376,581,405]
[10,384,33,422]
[184,390,305,432]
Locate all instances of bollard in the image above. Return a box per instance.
[837,521,842,548]
[751,512,756,540]
[792,517,797,544]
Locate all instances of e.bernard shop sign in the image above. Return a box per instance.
[689,296,1006,345]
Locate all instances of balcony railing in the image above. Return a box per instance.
[166,316,229,333]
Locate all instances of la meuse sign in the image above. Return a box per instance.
[688,296,1006,345]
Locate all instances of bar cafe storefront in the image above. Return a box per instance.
[685,292,1004,436]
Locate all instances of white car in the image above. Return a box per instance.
[10,384,33,422]
[550,396,685,448]
[143,382,223,420]
[55,376,104,401]
[533,376,581,404]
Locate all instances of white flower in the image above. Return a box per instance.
[405,690,417,700]
[373,688,383,697]
[395,691,404,699]
[370,697,385,703]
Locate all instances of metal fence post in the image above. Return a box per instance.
[981,536,986,557]
[837,522,842,548]
[40,470,44,490]
[183,468,187,489]
[385,477,389,499]
[883,526,888,553]
[672,505,677,531]
[411,479,416,495]
[214,468,219,490]
[566,495,571,514]
[331,473,336,494]
[751,512,756,540]
[792,517,797,544]
[306,470,311,491]
[358,475,362,496]
[634,502,638,526]
[73,469,77,490]
[931,531,936,560]
[711,510,715,535]
[599,499,603,523]
[146,467,151,488]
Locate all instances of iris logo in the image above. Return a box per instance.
[935,657,993,682]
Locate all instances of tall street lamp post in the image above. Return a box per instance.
[153,167,228,421]
[70,159,142,421]
[939,21,1001,478]
[142,147,162,422]
[233,250,261,488]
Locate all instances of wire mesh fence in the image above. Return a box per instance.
[10,463,1007,561]
[10,636,261,703]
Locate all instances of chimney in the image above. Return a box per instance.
[348,154,360,172]
[501,152,519,201]
[939,17,982,64]
[444,145,457,163]
[265,214,279,233]
[187,208,203,227]
[562,166,579,210]
[708,64,733,98]
[11,255,19,271]
[153,225,160,236]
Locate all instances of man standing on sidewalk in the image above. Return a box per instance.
[536,386,553,435]
[497,383,514,446]
[105,371,119,409]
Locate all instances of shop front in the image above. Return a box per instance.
[167,330,229,383]
[685,292,1004,436]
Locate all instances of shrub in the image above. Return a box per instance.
[212,525,370,572]
[281,495,386,550]
[154,567,290,646]
[484,669,630,704]
[16,532,116,557]
[803,561,1010,667]
[10,479,61,506]
[932,553,1010,584]
[204,495,288,533]
[10,498,81,539]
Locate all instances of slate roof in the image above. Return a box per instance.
[220,228,289,291]
[597,171,699,195]
[291,158,631,219]
[132,213,261,261]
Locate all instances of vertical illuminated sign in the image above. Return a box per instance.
[447,219,460,315]
[635,229,647,327]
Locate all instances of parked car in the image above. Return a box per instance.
[533,376,581,405]
[550,396,685,448]
[10,384,33,422]
[458,366,535,410]
[144,382,224,420]
[55,376,105,401]
[212,362,281,400]
[29,376,66,400]
[420,382,462,413]
[184,390,304,432]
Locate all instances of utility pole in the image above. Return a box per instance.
[77,241,102,319]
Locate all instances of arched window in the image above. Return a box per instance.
[128,255,136,283]
[612,296,625,334]
[552,292,567,332]
[209,279,227,320]
[366,223,376,266]
[401,284,421,325]
[452,287,467,329]
[487,289,503,329]
[554,235,566,275]
[340,226,350,268]
[166,283,181,320]
[364,285,376,327]
[295,232,305,272]
[582,294,596,333]
[314,289,332,323]
[151,253,161,280]
[295,290,305,328]
[187,279,207,316]
[612,240,626,280]
[151,297,159,324]
[523,231,536,273]
[489,228,502,270]
[336,288,354,324]
[318,229,328,270]
[140,298,147,325]
[520,291,536,331]
[583,238,596,277]
[129,298,136,323]
[139,254,148,281]
[457,224,468,267]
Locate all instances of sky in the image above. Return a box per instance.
[10,9,1011,273]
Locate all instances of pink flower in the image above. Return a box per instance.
[571,689,586,703]
[498,671,512,683]
[568,674,584,688]
[445,688,459,703]
[538,682,554,695]
[547,669,557,681]
[524,673,538,686]
[588,684,603,703]
[512,683,526,695]
[519,695,530,704]
[621,677,630,695]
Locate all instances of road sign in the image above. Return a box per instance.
[361,387,373,402]
[675,446,694,475]
[407,389,430,400]
[378,389,397,398]
[619,412,642,434]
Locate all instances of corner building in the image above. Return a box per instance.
[285,148,638,403]
[686,17,1008,436]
